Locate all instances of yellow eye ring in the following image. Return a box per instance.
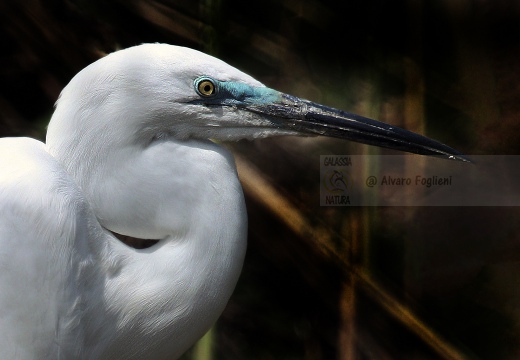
[197,80,215,96]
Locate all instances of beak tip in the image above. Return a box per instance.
[450,154,474,164]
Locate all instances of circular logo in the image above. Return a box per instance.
[323,169,352,194]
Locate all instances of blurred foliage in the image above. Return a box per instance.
[2,0,520,359]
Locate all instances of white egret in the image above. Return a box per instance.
[0,44,467,360]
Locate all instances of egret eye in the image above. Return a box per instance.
[197,79,216,97]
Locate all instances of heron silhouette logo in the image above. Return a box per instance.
[324,169,350,193]
[321,168,353,205]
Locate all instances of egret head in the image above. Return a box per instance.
[47,43,468,164]
[47,44,286,151]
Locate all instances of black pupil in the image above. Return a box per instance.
[204,84,212,93]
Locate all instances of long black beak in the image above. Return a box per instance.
[249,93,470,162]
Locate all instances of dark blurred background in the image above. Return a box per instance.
[2,0,520,359]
